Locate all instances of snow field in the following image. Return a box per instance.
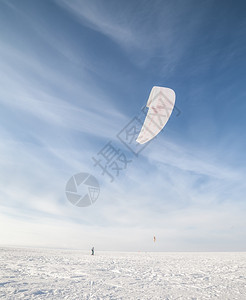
[0,248,246,299]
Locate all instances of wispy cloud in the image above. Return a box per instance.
[0,40,128,140]
[56,0,213,69]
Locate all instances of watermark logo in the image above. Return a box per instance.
[65,173,100,207]
[65,90,181,207]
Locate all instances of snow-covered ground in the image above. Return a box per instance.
[0,247,245,299]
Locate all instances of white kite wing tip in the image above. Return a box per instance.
[159,87,176,101]
[136,138,145,144]
[136,136,151,144]
[147,86,176,107]
[168,88,176,102]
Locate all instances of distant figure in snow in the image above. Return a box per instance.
[91,247,94,256]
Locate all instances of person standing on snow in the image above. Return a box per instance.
[91,247,94,255]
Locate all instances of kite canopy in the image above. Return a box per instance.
[136,86,176,144]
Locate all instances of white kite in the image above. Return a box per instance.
[136,86,176,144]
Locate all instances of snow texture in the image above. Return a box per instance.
[0,247,245,299]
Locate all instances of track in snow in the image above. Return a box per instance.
[0,247,246,299]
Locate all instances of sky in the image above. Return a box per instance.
[0,0,246,252]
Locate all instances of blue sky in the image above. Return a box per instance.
[0,0,245,251]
